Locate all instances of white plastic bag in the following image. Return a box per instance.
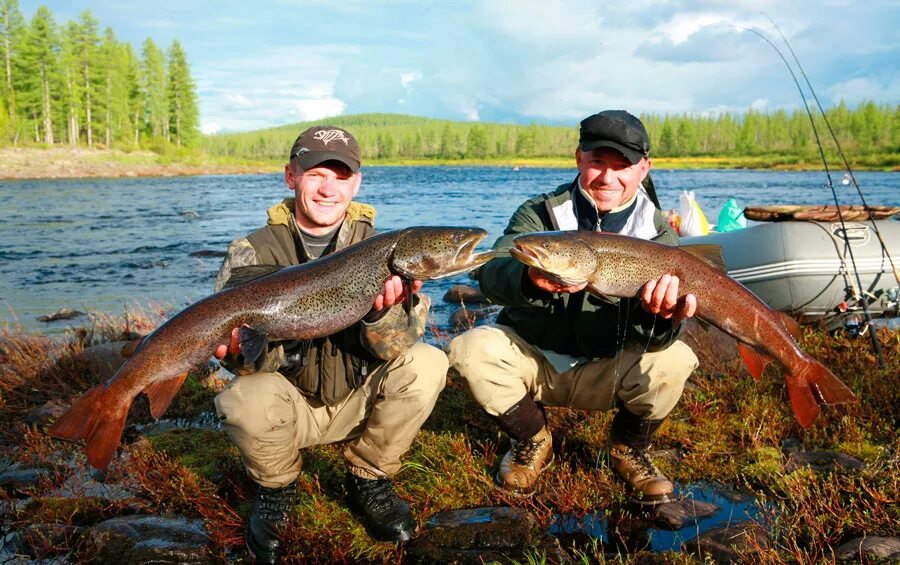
[678,190,710,237]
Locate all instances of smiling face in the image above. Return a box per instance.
[576,147,651,213]
[285,160,361,235]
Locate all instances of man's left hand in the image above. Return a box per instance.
[640,274,697,326]
[372,276,423,312]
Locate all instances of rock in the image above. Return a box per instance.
[14,523,83,558]
[36,308,85,322]
[125,171,137,177]
[407,507,567,563]
[834,536,900,560]
[189,249,227,258]
[442,284,490,305]
[85,515,212,563]
[25,399,70,427]
[449,306,500,331]
[76,340,134,380]
[682,521,769,563]
[784,451,864,473]
[0,466,52,495]
[650,498,719,530]
[779,437,804,455]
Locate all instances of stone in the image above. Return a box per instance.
[25,399,70,427]
[85,515,213,563]
[449,306,500,331]
[834,536,900,561]
[784,451,865,473]
[189,249,227,258]
[0,466,52,495]
[442,284,490,305]
[682,521,770,563]
[36,309,85,322]
[650,498,719,530]
[76,340,135,381]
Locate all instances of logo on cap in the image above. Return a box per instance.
[313,129,352,146]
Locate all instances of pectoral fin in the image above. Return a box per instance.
[223,265,283,289]
[239,326,269,368]
[143,371,189,419]
[737,343,773,380]
[586,282,614,303]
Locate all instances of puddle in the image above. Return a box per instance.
[550,482,766,553]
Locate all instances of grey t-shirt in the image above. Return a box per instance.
[298,225,340,259]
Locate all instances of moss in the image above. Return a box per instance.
[147,428,242,483]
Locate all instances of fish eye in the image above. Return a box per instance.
[452,232,463,242]
[542,242,551,249]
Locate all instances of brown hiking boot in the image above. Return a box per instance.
[609,443,674,506]
[496,426,553,497]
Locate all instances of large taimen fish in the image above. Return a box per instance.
[509,230,855,428]
[50,227,495,469]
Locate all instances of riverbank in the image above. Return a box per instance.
[0,308,897,562]
[1,147,897,180]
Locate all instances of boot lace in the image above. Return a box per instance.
[512,435,548,467]
[256,486,295,523]
[623,446,660,480]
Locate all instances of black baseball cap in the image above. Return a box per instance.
[289,125,361,173]
[578,110,650,165]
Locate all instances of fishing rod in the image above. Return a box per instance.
[744,24,887,368]
[763,14,899,290]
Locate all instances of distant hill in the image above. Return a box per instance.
[200,104,899,167]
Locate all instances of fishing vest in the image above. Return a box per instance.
[246,200,381,406]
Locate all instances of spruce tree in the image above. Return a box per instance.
[165,39,197,147]
[18,6,59,144]
[71,11,99,147]
[141,38,167,143]
[0,0,24,142]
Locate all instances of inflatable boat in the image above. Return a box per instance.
[682,218,899,327]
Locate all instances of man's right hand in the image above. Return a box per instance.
[214,327,242,360]
[527,266,588,294]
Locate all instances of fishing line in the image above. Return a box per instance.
[744,24,887,368]
[763,14,899,290]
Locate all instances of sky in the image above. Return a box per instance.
[19,1,900,135]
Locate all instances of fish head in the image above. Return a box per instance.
[510,231,598,286]
[391,227,497,280]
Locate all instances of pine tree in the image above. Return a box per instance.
[59,20,81,146]
[141,38,166,143]
[165,40,197,147]
[466,124,488,158]
[18,6,59,144]
[71,11,99,147]
[0,0,24,142]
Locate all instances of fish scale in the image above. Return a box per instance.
[50,226,495,470]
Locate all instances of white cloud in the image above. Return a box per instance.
[400,72,421,88]
[293,98,347,121]
[201,121,222,135]
[223,93,255,109]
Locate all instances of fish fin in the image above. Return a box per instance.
[402,279,414,327]
[48,382,129,470]
[239,326,269,368]
[142,371,189,419]
[778,312,802,341]
[737,342,772,380]
[586,283,614,303]
[802,358,856,406]
[786,377,821,429]
[120,336,145,358]
[681,244,727,272]
[222,265,283,289]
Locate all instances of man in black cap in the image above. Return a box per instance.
[213,125,448,562]
[448,110,699,504]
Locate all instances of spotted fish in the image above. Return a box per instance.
[509,230,856,428]
[49,226,495,470]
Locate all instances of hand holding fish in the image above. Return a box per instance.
[640,273,697,326]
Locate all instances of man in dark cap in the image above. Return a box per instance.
[213,125,447,562]
[448,110,699,504]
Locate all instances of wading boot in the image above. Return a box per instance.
[608,409,673,506]
[345,473,417,542]
[246,480,297,564]
[496,426,554,497]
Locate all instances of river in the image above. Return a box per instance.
[1,167,897,335]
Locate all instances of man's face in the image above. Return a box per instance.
[285,160,361,235]
[576,147,650,213]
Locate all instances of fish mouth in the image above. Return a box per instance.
[510,241,587,287]
[432,233,496,279]
[509,244,543,269]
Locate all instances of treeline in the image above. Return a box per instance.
[0,1,199,149]
[203,103,899,162]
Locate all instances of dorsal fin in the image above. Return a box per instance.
[223,265,283,289]
[681,244,727,272]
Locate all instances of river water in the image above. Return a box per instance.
[1,167,897,335]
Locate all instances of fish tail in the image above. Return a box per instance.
[787,357,856,428]
[48,382,129,470]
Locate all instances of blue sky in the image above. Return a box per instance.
[20,1,900,134]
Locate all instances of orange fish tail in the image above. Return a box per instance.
[786,376,820,429]
[787,357,856,428]
[48,382,130,470]
[804,357,856,405]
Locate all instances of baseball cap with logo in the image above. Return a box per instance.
[578,110,650,165]
[289,125,361,173]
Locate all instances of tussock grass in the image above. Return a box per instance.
[0,309,897,562]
